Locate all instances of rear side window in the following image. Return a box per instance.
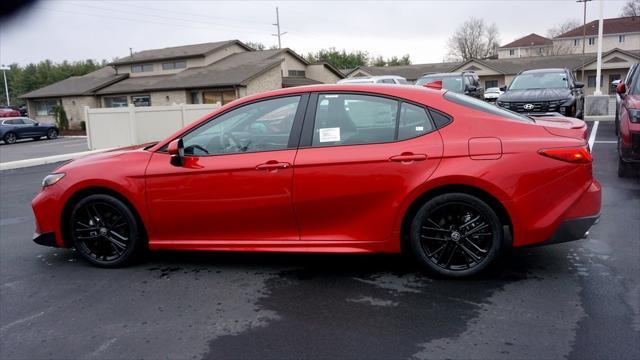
[444,91,533,123]
[398,103,434,140]
[428,108,453,129]
[312,94,398,146]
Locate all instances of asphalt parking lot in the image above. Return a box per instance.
[0,122,638,360]
[0,137,89,163]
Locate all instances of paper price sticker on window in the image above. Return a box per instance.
[319,127,341,142]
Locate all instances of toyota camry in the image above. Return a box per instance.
[32,84,601,277]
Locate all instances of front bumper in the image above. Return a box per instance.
[33,232,57,247]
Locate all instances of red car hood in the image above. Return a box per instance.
[56,142,156,171]
[536,116,588,141]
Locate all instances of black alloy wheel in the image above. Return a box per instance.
[3,132,17,144]
[47,128,58,139]
[70,194,142,267]
[410,193,502,277]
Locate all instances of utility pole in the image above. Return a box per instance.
[130,47,133,56]
[577,0,592,83]
[272,7,287,49]
[594,0,604,95]
[0,65,10,106]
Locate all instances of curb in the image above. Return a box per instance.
[60,135,87,139]
[0,148,113,171]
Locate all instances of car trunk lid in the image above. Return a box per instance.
[535,116,588,140]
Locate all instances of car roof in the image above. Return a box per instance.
[520,68,566,74]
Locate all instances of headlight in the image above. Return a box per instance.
[42,173,65,187]
[629,109,640,123]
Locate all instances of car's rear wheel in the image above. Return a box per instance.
[70,194,143,267]
[3,132,17,144]
[409,193,503,277]
[46,129,58,139]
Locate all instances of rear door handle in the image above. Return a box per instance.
[389,153,427,162]
[256,161,291,171]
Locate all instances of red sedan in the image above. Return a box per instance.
[32,85,601,277]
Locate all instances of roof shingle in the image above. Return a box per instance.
[19,67,127,99]
[110,40,251,65]
[554,16,640,38]
[500,33,553,49]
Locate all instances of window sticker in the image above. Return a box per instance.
[319,127,341,142]
[416,126,424,131]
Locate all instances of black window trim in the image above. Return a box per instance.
[298,90,439,149]
[158,93,309,156]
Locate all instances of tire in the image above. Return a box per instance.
[617,157,633,178]
[46,129,58,139]
[409,193,503,278]
[3,132,17,144]
[615,112,619,136]
[69,194,144,267]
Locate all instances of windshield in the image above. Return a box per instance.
[416,75,463,92]
[509,72,568,90]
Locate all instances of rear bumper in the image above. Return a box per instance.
[620,131,640,163]
[534,214,600,246]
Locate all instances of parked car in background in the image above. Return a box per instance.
[338,76,408,85]
[483,87,503,102]
[497,68,584,119]
[1,117,59,144]
[0,108,20,117]
[415,71,484,99]
[615,64,638,135]
[18,105,28,117]
[1,105,27,117]
[615,64,640,177]
[32,84,600,278]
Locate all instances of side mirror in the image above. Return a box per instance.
[499,86,507,92]
[34,122,39,126]
[616,82,627,95]
[465,85,477,92]
[574,82,585,89]
[167,138,184,167]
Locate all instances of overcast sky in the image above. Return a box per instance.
[0,0,628,66]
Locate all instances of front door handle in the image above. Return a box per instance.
[389,153,428,162]
[256,161,291,171]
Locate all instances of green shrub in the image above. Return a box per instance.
[52,105,69,131]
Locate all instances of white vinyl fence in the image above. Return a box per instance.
[85,104,220,150]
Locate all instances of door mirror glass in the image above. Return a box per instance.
[167,138,184,166]
[616,82,627,95]
[499,86,507,92]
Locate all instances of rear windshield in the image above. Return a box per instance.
[509,72,568,90]
[444,91,533,123]
[416,75,463,92]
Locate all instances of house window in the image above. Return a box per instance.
[132,95,151,107]
[190,91,202,104]
[619,35,625,43]
[587,75,603,88]
[162,61,187,70]
[131,64,153,73]
[574,39,580,46]
[203,90,236,105]
[34,99,58,116]
[288,70,306,77]
[588,37,596,46]
[104,96,128,107]
[485,80,498,89]
[509,49,515,56]
[538,47,544,54]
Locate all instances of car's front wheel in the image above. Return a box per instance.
[409,193,503,277]
[46,129,58,139]
[3,132,17,144]
[69,194,144,267]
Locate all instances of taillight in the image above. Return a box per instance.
[539,146,592,163]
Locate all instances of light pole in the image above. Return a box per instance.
[576,0,593,84]
[0,65,9,106]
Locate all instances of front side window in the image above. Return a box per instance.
[380,79,396,84]
[34,99,57,116]
[104,96,128,108]
[181,96,301,156]
[509,72,568,90]
[20,118,36,125]
[312,94,398,147]
[398,103,434,140]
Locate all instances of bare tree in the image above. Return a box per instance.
[547,19,581,38]
[621,0,640,16]
[447,18,500,61]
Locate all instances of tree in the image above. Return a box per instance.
[245,41,266,50]
[304,48,369,69]
[447,18,500,61]
[386,55,411,66]
[52,105,69,131]
[621,0,640,16]
[547,19,581,38]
